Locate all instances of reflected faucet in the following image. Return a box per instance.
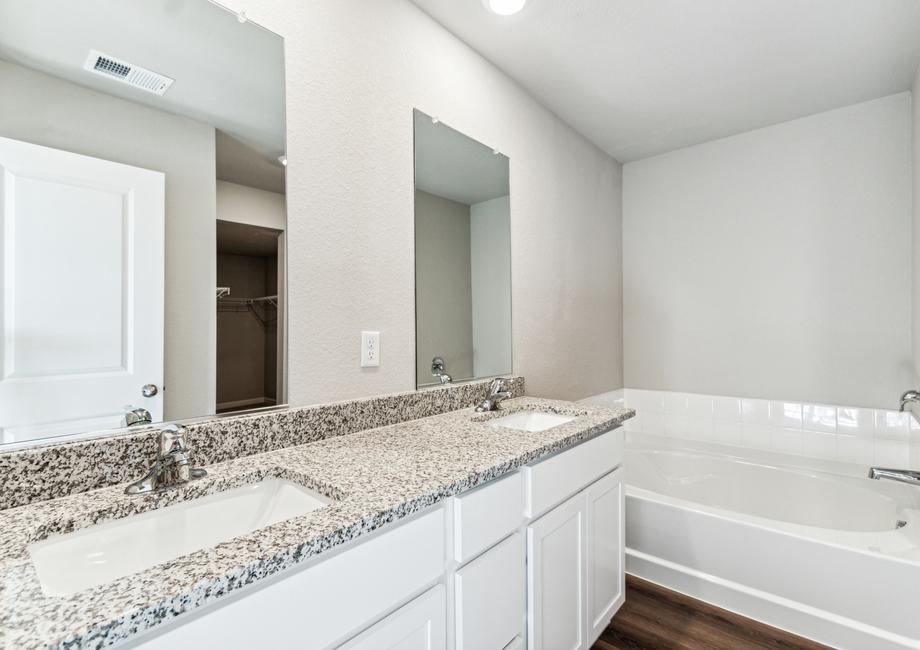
[431,357,452,384]
[125,424,207,495]
[124,407,152,427]
[900,389,920,413]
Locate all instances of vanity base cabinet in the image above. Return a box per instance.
[340,585,446,650]
[526,467,624,650]
[126,429,624,650]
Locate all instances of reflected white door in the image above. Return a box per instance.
[0,135,164,443]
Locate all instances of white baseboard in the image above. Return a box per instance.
[626,548,919,650]
[216,397,277,410]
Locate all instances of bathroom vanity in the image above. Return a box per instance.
[133,423,623,650]
[0,390,633,650]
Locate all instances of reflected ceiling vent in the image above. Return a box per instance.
[82,50,174,95]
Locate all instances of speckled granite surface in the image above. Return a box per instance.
[0,396,632,650]
[0,377,525,510]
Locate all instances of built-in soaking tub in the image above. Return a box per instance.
[626,435,920,650]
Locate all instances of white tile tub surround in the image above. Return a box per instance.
[580,389,920,468]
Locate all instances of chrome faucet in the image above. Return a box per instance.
[431,357,452,384]
[900,389,920,413]
[475,378,512,412]
[868,467,920,486]
[124,407,152,427]
[125,424,207,495]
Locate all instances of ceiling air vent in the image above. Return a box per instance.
[82,50,174,96]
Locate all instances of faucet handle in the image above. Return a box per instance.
[489,377,511,396]
[125,423,205,495]
[158,424,189,456]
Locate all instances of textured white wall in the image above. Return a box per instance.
[216,180,285,230]
[624,93,912,409]
[471,195,512,378]
[215,0,624,403]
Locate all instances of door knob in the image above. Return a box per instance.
[142,384,159,398]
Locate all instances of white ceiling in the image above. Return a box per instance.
[217,131,285,194]
[414,110,509,205]
[411,0,920,162]
[0,0,285,170]
[217,219,280,257]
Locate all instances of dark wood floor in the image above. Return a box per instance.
[592,576,831,650]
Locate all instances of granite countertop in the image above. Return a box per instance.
[0,397,633,649]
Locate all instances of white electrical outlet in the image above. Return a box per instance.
[361,331,380,367]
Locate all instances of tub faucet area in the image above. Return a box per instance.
[899,389,920,413]
[868,467,920,486]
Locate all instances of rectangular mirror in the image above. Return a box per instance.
[413,110,512,388]
[0,1,286,446]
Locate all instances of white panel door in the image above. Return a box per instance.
[340,585,446,650]
[527,492,586,650]
[0,135,164,442]
[585,469,624,644]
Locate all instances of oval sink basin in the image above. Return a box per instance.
[28,478,332,596]
[489,410,576,432]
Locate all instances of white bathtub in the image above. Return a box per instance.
[626,436,920,650]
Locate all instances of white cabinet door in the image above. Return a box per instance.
[527,492,586,650]
[585,469,624,643]
[340,585,446,650]
[455,532,524,650]
[0,135,165,442]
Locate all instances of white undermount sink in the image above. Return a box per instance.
[28,478,333,596]
[489,410,576,432]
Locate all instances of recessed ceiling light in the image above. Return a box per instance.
[483,0,527,16]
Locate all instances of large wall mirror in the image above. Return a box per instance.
[414,110,512,388]
[0,1,286,446]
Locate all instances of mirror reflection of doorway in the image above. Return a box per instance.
[216,219,284,414]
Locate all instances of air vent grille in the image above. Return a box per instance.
[83,50,174,96]
[93,56,130,78]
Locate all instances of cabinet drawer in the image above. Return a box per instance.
[340,585,446,650]
[524,429,622,519]
[453,471,523,563]
[455,532,524,650]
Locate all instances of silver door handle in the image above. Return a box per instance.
[142,384,158,398]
